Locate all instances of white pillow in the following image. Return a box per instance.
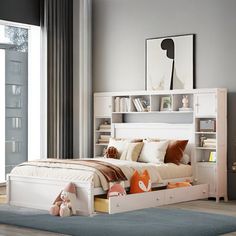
[180,154,190,165]
[138,140,169,163]
[107,138,129,158]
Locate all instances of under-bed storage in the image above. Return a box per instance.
[94,184,208,214]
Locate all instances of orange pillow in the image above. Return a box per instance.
[164,140,188,165]
[130,170,151,194]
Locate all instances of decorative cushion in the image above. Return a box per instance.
[105,146,119,159]
[120,142,144,162]
[130,170,151,194]
[138,140,169,163]
[164,140,188,165]
[107,183,126,198]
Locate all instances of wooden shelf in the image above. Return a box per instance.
[112,111,193,114]
[195,132,216,134]
[195,147,216,150]
[197,162,216,165]
[95,143,108,146]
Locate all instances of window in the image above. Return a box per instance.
[0,21,43,182]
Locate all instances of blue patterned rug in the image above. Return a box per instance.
[0,205,236,236]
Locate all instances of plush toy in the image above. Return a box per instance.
[107,182,126,198]
[50,182,77,217]
[130,170,151,194]
[105,146,119,159]
[167,181,192,189]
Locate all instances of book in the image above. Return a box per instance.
[100,135,110,140]
[99,124,111,130]
[133,99,141,112]
[204,138,216,143]
[209,152,216,162]
[203,143,216,148]
[115,97,120,112]
[135,98,143,112]
[125,97,130,112]
[98,139,109,143]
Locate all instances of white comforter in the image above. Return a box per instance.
[10,158,192,191]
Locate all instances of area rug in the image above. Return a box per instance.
[1,205,236,236]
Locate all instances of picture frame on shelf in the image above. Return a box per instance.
[146,34,195,91]
[199,119,216,132]
[160,96,172,111]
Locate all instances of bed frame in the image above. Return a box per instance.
[7,123,206,216]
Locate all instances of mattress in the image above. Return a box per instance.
[10,158,192,191]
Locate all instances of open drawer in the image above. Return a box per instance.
[94,184,208,214]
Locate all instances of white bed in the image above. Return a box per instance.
[10,158,192,190]
[7,123,201,215]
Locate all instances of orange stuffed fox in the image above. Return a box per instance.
[130,170,151,194]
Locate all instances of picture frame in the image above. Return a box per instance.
[160,96,172,111]
[146,34,195,91]
[199,119,216,132]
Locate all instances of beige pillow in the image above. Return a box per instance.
[120,142,144,162]
[138,140,169,163]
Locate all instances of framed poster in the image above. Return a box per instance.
[146,34,195,90]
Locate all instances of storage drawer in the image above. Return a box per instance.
[94,184,208,214]
[95,190,165,214]
[165,184,208,204]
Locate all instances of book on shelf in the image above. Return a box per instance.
[99,124,111,130]
[204,138,216,143]
[98,139,109,144]
[209,151,216,162]
[115,97,130,112]
[133,99,141,112]
[203,138,216,148]
[132,97,148,112]
[100,135,110,140]
[115,97,120,112]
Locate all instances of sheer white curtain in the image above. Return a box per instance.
[73,0,92,158]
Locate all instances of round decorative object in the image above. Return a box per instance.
[105,146,118,159]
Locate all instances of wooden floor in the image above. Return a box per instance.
[0,197,236,235]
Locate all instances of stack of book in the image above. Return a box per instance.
[203,138,216,148]
[99,123,111,130]
[132,97,148,112]
[98,134,110,144]
[114,97,130,112]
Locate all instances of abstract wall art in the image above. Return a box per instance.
[146,34,194,90]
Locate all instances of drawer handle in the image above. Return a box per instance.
[202,190,206,194]
[116,203,120,208]
[169,196,173,199]
[156,197,159,201]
